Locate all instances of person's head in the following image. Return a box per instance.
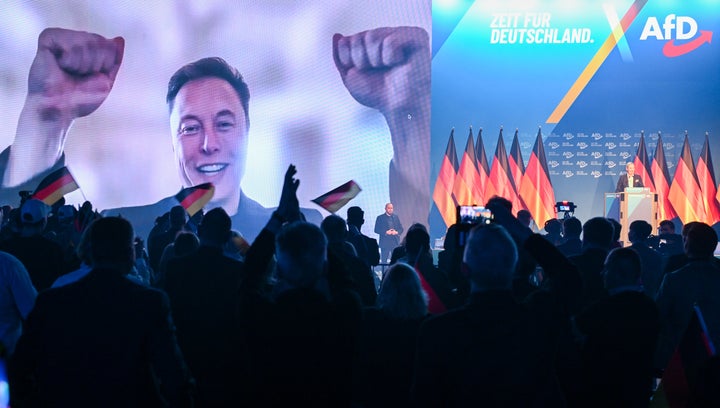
[582,217,614,250]
[174,231,200,256]
[628,220,652,244]
[684,222,718,259]
[544,219,562,236]
[346,206,365,228]
[197,207,232,247]
[167,57,251,211]
[659,220,675,235]
[517,210,532,228]
[405,223,430,257]
[608,218,621,242]
[485,196,513,212]
[169,205,187,229]
[604,247,641,290]
[321,214,347,244]
[87,217,135,274]
[376,263,428,320]
[463,224,518,292]
[384,203,394,216]
[626,162,635,177]
[562,217,582,238]
[275,221,327,289]
[19,199,49,235]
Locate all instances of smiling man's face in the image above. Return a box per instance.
[169,77,248,210]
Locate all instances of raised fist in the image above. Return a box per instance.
[333,26,430,115]
[28,28,124,118]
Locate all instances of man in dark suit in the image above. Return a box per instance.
[411,201,580,406]
[346,206,380,268]
[615,162,644,192]
[374,203,404,264]
[9,217,195,407]
[163,207,247,406]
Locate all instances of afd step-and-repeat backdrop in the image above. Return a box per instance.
[431,0,720,237]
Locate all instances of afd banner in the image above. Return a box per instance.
[432,0,720,236]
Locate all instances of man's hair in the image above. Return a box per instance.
[169,205,187,228]
[463,224,518,291]
[405,223,430,256]
[197,208,232,246]
[167,57,250,130]
[608,218,621,242]
[346,206,364,227]
[544,219,561,235]
[88,217,135,272]
[376,262,428,320]
[684,222,718,258]
[605,247,641,289]
[582,217,614,249]
[562,217,582,238]
[485,196,513,212]
[320,214,347,244]
[276,222,327,288]
[629,220,652,242]
[659,219,675,232]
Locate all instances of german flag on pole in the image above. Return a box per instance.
[633,131,654,191]
[453,127,483,206]
[175,183,215,217]
[697,132,720,225]
[485,127,522,213]
[312,180,361,213]
[508,129,527,211]
[475,128,491,205]
[651,132,677,221]
[668,132,706,224]
[433,129,459,227]
[31,166,80,206]
[519,127,556,227]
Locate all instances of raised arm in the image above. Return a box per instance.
[333,26,430,228]
[4,28,124,187]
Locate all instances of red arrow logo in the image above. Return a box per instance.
[663,30,713,57]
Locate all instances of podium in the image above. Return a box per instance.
[604,188,658,245]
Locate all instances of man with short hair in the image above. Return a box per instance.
[655,222,720,371]
[557,216,582,256]
[374,203,403,264]
[616,162,644,192]
[574,247,659,406]
[9,217,194,406]
[163,207,246,406]
[568,217,615,311]
[627,220,663,298]
[346,206,380,268]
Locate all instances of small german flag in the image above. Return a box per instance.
[175,183,215,216]
[312,180,361,213]
[32,166,80,205]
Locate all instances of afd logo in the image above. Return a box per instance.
[577,142,588,149]
[592,133,603,141]
[591,151,602,159]
[591,171,602,178]
[563,151,575,159]
[562,170,575,178]
[564,134,575,140]
[620,152,632,159]
[605,142,617,150]
[640,15,713,57]
[605,161,617,168]
[548,160,560,168]
[577,161,588,168]
[620,134,632,141]
[549,142,560,149]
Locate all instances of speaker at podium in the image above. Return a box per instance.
[604,188,658,246]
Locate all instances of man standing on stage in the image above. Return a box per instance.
[374,202,403,264]
[615,162,644,192]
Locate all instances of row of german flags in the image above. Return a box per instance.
[433,126,556,228]
[433,128,720,229]
[637,131,720,226]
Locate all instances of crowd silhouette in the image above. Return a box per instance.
[1,164,719,407]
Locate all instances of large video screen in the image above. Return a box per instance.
[0,0,431,240]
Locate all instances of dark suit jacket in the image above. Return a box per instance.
[374,213,404,250]
[163,245,247,406]
[347,227,380,267]
[615,174,644,192]
[9,268,194,407]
